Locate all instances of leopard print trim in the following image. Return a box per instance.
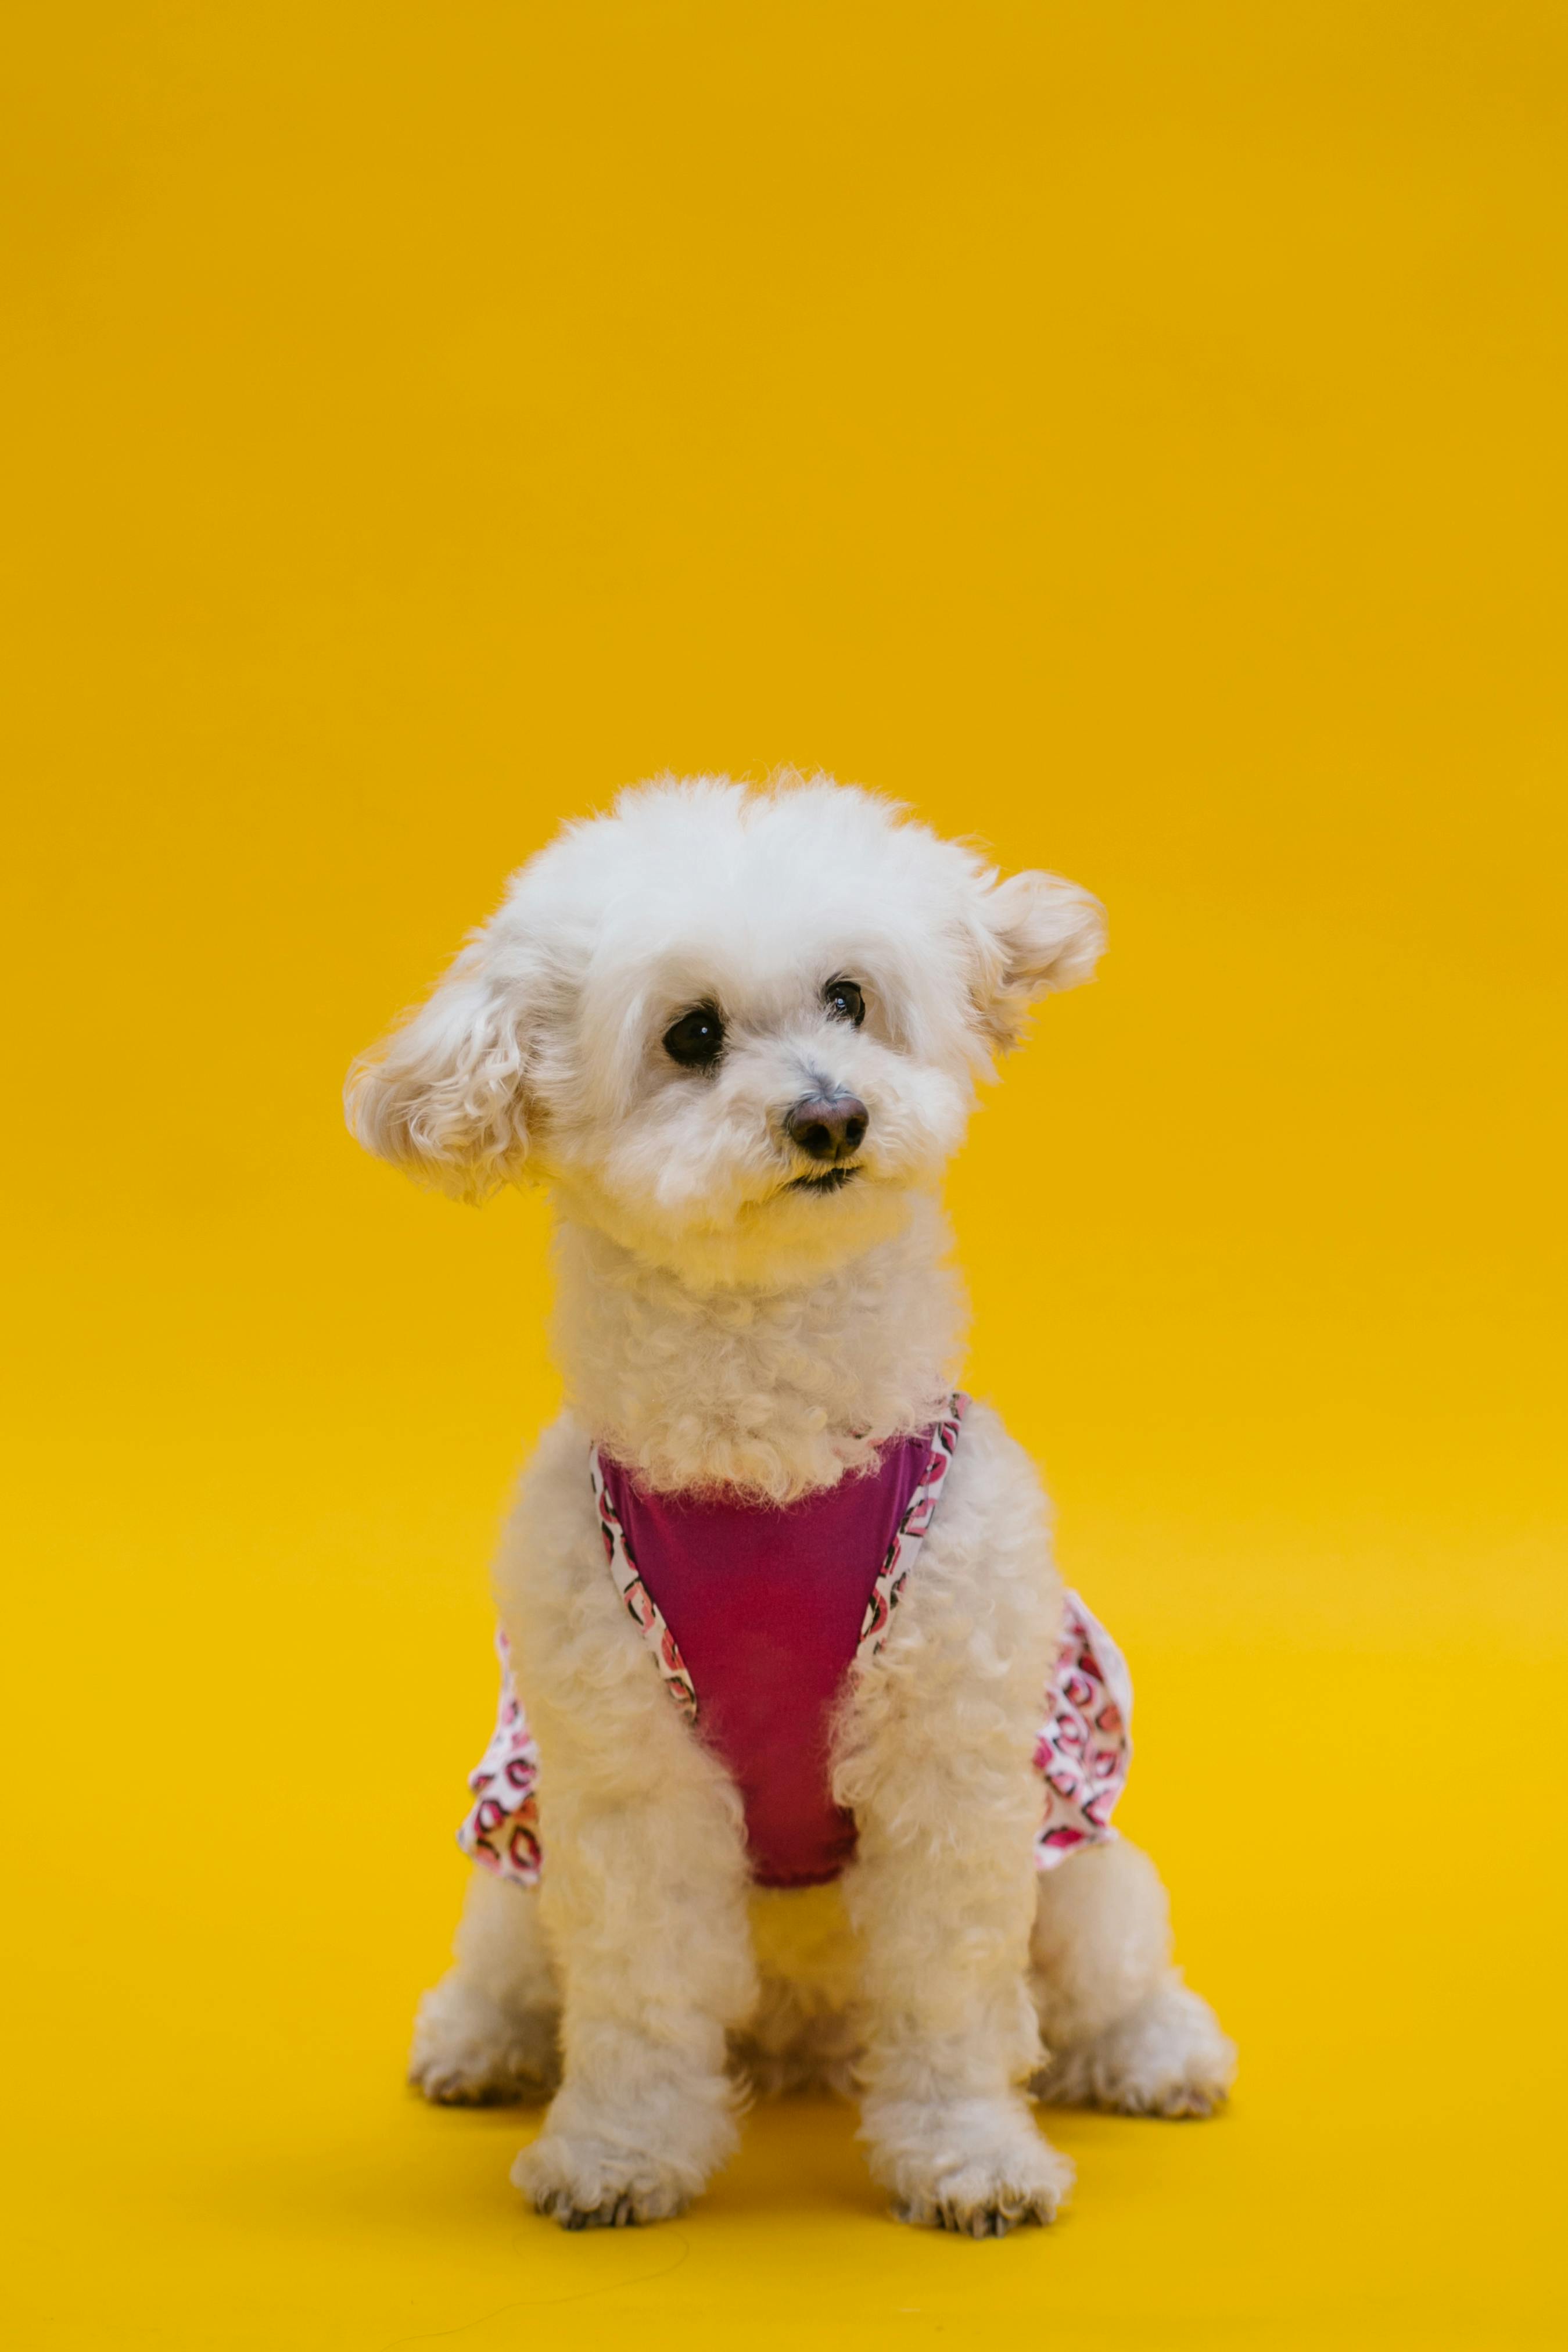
[855,1393,967,1659]
[590,1447,700,1724]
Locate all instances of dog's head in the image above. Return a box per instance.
[346,776,1104,1283]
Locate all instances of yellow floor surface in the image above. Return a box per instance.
[4,6,1566,2347]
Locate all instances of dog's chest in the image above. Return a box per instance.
[595,1435,937,1887]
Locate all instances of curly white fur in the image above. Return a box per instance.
[550,1197,963,1502]
[351,773,1233,2233]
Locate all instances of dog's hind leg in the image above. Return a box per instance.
[410,1866,561,2105]
[1027,1838,1235,2117]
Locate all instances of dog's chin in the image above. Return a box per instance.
[706,1174,913,1288]
[552,1163,916,1290]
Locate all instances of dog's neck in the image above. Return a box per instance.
[549,1192,966,1503]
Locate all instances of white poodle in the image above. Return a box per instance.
[347,774,1233,2236]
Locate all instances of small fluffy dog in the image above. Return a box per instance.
[347,774,1233,2236]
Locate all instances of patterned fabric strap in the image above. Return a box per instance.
[856,1394,967,1659]
[590,1447,699,1722]
[1034,1590,1133,1869]
[456,1627,543,1884]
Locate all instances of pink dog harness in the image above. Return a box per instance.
[458,1396,1132,1889]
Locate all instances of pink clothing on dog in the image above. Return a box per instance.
[458,1396,1132,1890]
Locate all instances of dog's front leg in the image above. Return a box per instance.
[837,1404,1072,2236]
[497,1419,758,2228]
[516,1771,756,2227]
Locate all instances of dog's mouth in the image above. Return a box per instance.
[787,1165,860,1194]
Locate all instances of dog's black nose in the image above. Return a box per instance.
[785,1091,869,1163]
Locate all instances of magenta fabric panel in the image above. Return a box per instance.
[597,1435,931,1887]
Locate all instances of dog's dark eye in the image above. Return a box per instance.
[662,1002,726,1069]
[824,978,865,1027]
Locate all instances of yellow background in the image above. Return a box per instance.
[4,6,1565,2346]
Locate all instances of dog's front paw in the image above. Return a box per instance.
[1035,1978,1235,2118]
[409,1974,559,2107]
[512,2129,691,2229]
[871,2096,1073,2238]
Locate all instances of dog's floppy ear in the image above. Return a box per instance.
[974,868,1107,1049]
[345,929,532,1202]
